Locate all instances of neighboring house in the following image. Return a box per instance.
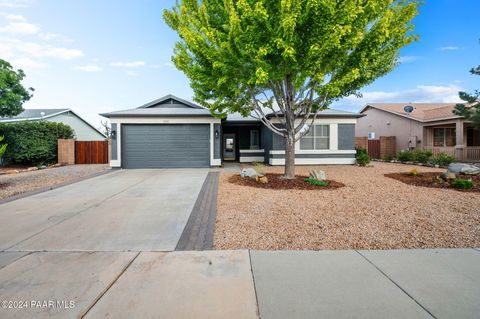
[100,94,362,168]
[0,109,105,141]
[356,103,480,161]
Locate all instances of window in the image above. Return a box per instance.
[250,130,259,149]
[300,125,329,150]
[368,132,376,140]
[433,128,456,147]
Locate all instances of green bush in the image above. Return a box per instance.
[304,178,329,187]
[431,152,455,166]
[356,152,370,166]
[451,179,474,189]
[412,149,433,164]
[356,147,367,156]
[382,154,393,161]
[0,121,74,166]
[397,150,414,162]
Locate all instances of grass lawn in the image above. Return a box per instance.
[214,162,480,250]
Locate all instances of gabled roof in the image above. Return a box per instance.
[360,103,462,122]
[265,108,364,119]
[0,108,70,122]
[100,94,213,118]
[0,108,106,137]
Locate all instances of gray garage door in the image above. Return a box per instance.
[121,124,210,168]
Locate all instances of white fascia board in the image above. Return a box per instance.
[269,158,356,165]
[110,117,221,124]
[239,156,265,162]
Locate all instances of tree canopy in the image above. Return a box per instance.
[164,0,419,177]
[454,63,480,129]
[0,59,34,118]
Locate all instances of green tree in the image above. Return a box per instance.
[454,64,480,129]
[164,0,420,178]
[0,59,34,118]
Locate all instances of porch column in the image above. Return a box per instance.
[455,120,464,161]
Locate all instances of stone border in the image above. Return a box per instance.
[0,169,114,205]
[176,172,219,251]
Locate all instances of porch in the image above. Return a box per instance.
[221,120,265,163]
[423,120,480,161]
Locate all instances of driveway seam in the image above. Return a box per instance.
[3,171,162,252]
[355,250,438,319]
[0,169,115,205]
[80,251,141,318]
[473,248,480,253]
[248,250,261,319]
[0,251,34,271]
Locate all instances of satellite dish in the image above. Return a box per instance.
[40,112,45,117]
[403,105,414,113]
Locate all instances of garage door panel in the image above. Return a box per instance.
[122,124,210,168]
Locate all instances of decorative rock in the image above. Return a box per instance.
[309,170,326,181]
[435,165,439,168]
[39,165,47,170]
[27,167,38,171]
[241,168,261,178]
[5,169,19,174]
[447,163,480,175]
[256,175,268,184]
[440,172,456,181]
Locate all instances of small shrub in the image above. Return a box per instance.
[397,150,413,162]
[355,149,370,166]
[304,178,329,187]
[356,147,368,156]
[432,152,455,166]
[412,149,433,164]
[451,179,474,189]
[409,168,418,176]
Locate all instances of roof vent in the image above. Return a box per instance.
[403,105,415,113]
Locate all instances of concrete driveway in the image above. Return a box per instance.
[0,169,209,252]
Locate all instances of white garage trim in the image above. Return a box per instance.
[269,158,356,165]
[110,117,221,124]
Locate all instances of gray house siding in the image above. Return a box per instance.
[338,124,355,150]
[46,112,105,141]
[214,123,221,159]
[111,123,118,160]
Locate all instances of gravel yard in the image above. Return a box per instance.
[214,162,480,250]
[0,164,109,200]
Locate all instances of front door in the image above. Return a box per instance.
[223,134,236,160]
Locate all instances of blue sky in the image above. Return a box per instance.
[0,0,479,128]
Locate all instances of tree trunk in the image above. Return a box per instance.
[284,132,296,179]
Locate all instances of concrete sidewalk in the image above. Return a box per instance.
[0,248,479,319]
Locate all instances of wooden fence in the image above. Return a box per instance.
[75,141,109,164]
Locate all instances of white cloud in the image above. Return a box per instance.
[74,64,102,72]
[0,12,26,21]
[126,70,139,76]
[11,57,45,69]
[110,61,145,67]
[336,84,463,112]
[439,46,461,51]
[398,55,421,63]
[0,0,32,8]
[0,21,39,34]
[38,32,73,42]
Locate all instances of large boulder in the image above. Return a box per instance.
[309,170,326,181]
[447,163,480,175]
[241,168,262,178]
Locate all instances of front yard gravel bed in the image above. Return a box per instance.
[385,172,480,192]
[228,173,344,190]
[214,163,480,250]
[0,164,109,200]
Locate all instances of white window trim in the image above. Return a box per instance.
[296,123,338,151]
[250,129,260,149]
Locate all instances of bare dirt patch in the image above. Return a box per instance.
[214,163,480,250]
[228,173,344,190]
[385,172,480,192]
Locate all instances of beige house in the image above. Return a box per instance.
[356,103,480,161]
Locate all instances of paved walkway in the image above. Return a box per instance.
[0,249,479,318]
